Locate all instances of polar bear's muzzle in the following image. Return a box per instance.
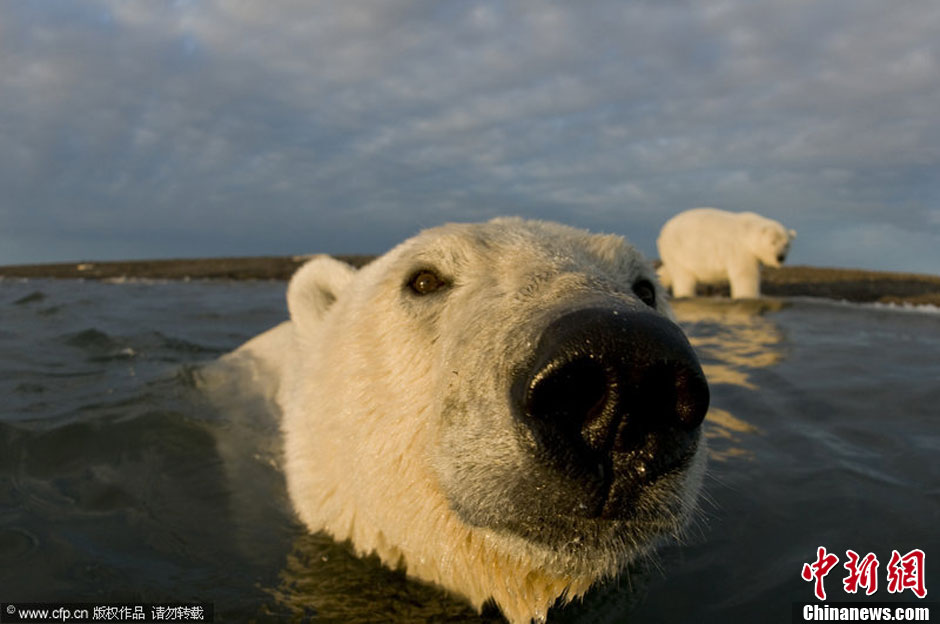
[510,307,709,520]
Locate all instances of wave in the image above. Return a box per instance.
[787,296,940,316]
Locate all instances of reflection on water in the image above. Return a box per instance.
[671,298,787,463]
[705,407,760,462]
[268,530,668,624]
[268,532,503,623]
[673,298,787,389]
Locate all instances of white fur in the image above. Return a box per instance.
[657,207,796,299]
[226,219,705,624]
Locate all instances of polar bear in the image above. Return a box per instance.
[657,208,796,299]
[224,218,710,624]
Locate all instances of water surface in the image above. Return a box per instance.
[1,279,937,622]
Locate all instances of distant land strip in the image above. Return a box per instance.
[1,256,939,306]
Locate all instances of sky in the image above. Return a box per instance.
[0,1,938,274]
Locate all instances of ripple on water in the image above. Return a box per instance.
[13,291,47,305]
[0,527,39,561]
[63,328,122,351]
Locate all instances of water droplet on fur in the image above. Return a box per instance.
[635,461,647,476]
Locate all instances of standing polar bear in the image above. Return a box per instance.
[657,208,796,299]
[226,218,710,624]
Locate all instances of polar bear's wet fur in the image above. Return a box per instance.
[657,208,796,299]
[227,218,710,624]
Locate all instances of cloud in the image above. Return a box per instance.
[0,0,937,272]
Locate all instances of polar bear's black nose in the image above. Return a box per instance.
[512,308,709,471]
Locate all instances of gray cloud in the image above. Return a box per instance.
[0,0,937,273]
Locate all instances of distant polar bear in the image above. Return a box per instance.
[657,208,796,299]
[224,218,710,624]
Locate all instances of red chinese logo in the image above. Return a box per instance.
[843,550,879,596]
[802,547,928,600]
[886,549,927,599]
[802,546,840,600]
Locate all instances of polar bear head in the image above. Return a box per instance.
[278,218,710,623]
[744,213,797,268]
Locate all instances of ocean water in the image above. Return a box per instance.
[1,278,937,623]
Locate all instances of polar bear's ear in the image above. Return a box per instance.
[287,256,357,332]
[788,229,797,239]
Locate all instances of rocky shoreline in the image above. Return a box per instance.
[1,257,939,306]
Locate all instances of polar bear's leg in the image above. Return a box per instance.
[656,263,672,289]
[670,268,698,298]
[728,264,760,299]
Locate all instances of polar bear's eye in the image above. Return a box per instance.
[407,269,448,296]
[632,279,656,308]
